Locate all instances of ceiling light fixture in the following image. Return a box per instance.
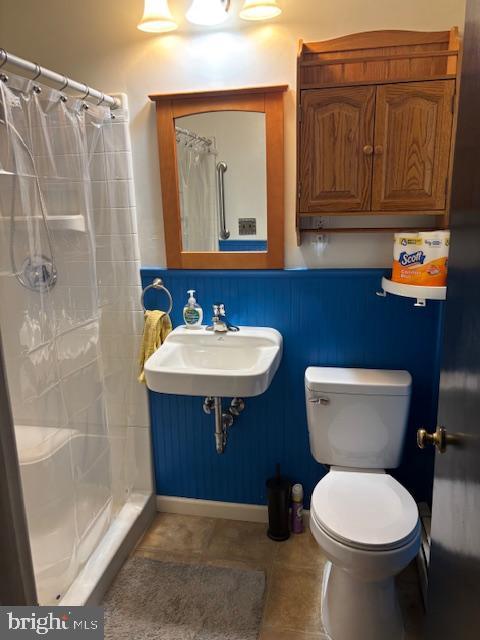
[239,0,282,21]
[137,0,178,32]
[186,0,231,26]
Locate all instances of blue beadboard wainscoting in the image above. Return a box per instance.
[141,269,444,507]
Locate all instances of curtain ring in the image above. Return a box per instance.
[58,76,69,102]
[96,92,105,106]
[0,49,8,70]
[31,63,42,81]
[59,76,69,92]
[80,84,90,100]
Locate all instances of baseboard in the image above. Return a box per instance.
[156,495,269,523]
[156,495,310,526]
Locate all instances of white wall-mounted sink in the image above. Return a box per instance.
[144,326,283,398]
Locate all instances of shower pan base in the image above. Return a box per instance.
[60,492,156,606]
[16,425,155,605]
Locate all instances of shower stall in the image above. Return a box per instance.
[0,54,154,605]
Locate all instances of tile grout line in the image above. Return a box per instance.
[201,516,222,560]
[259,542,283,635]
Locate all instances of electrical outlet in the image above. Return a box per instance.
[239,218,256,235]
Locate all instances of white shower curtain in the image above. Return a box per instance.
[177,130,219,251]
[0,73,141,604]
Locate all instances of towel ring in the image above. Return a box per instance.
[141,278,173,314]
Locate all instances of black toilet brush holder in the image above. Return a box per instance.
[266,464,291,541]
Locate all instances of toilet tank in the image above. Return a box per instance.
[305,367,412,469]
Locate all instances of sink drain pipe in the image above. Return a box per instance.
[214,397,230,454]
[203,397,245,454]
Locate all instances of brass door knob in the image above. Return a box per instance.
[417,426,452,454]
[363,144,374,155]
[374,145,384,155]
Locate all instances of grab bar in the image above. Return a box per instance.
[216,161,230,240]
[141,278,173,314]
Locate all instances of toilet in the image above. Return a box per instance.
[305,367,420,640]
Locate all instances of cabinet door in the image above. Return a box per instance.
[372,80,455,211]
[299,86,375,212]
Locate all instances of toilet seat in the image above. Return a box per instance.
[311,469,419,552]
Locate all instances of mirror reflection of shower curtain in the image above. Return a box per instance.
[0,74,139,604]
[177,133,219,251]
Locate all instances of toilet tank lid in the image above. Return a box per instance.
[305,367,411,396]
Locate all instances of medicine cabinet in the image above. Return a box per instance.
[149,86,287,269]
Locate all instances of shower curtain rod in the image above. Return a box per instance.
[175,126,214,147]
[0,48,120,109]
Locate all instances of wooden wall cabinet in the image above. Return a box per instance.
[296,29,461,241]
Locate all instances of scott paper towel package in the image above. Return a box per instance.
[391,231,450,287]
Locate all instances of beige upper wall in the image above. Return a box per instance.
[0,0,466,267]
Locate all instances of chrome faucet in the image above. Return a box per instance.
[206,303,239,333]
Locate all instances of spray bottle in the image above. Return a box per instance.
[291,483,304,534]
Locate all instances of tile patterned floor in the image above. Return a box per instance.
[135,513,425,640]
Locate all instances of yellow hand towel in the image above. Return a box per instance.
[138,310,172,383]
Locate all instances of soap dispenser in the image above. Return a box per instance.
[183,290,203,329]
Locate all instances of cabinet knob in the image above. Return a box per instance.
[374,145,384,155]
[363,145,374,155]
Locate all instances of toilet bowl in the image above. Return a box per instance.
[304,367,419,640]
[310,468,420,640]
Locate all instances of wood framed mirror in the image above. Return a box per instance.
[149,85,287,269]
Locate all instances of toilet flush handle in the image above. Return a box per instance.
[308,397,330,406]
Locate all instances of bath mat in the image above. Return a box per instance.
[103,556,266,640]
